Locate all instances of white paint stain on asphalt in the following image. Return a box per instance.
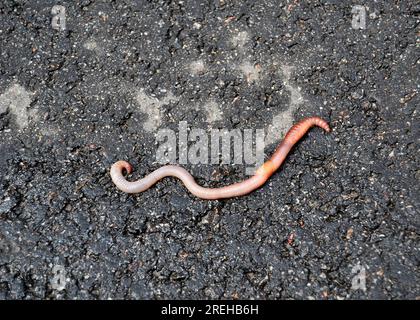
[135,89,179,132]
[0,84,35,130]
[188,59,206,76]
[201,100,222,123]
[265,64,305,145]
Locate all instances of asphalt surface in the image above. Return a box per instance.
[0,0,419,299]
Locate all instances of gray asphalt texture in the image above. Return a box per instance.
[0,0,419,299]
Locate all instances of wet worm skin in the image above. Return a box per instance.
[110,117,330,200]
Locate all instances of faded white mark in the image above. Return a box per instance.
[83,39,97,50]
[230,31,264,84]
[189,60,206,76]
[266,64,304,145]
[135,89,179,132]
[238,61,262,84]
[0,84,34,130]
[83,39,104,55]
[192,22,202,30]
[266,111,294,145]
[231,31,249,50]
[281,65,304,107]
[39,123,62,139]
[202,100,222,123]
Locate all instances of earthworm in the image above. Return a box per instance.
[110,116,330,200]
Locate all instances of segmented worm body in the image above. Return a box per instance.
[110,117,330,199]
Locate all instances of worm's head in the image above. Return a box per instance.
[313,117,331,133]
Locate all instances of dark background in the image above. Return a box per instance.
[0,0,418,299]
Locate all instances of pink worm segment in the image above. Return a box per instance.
[110,117,330,200]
